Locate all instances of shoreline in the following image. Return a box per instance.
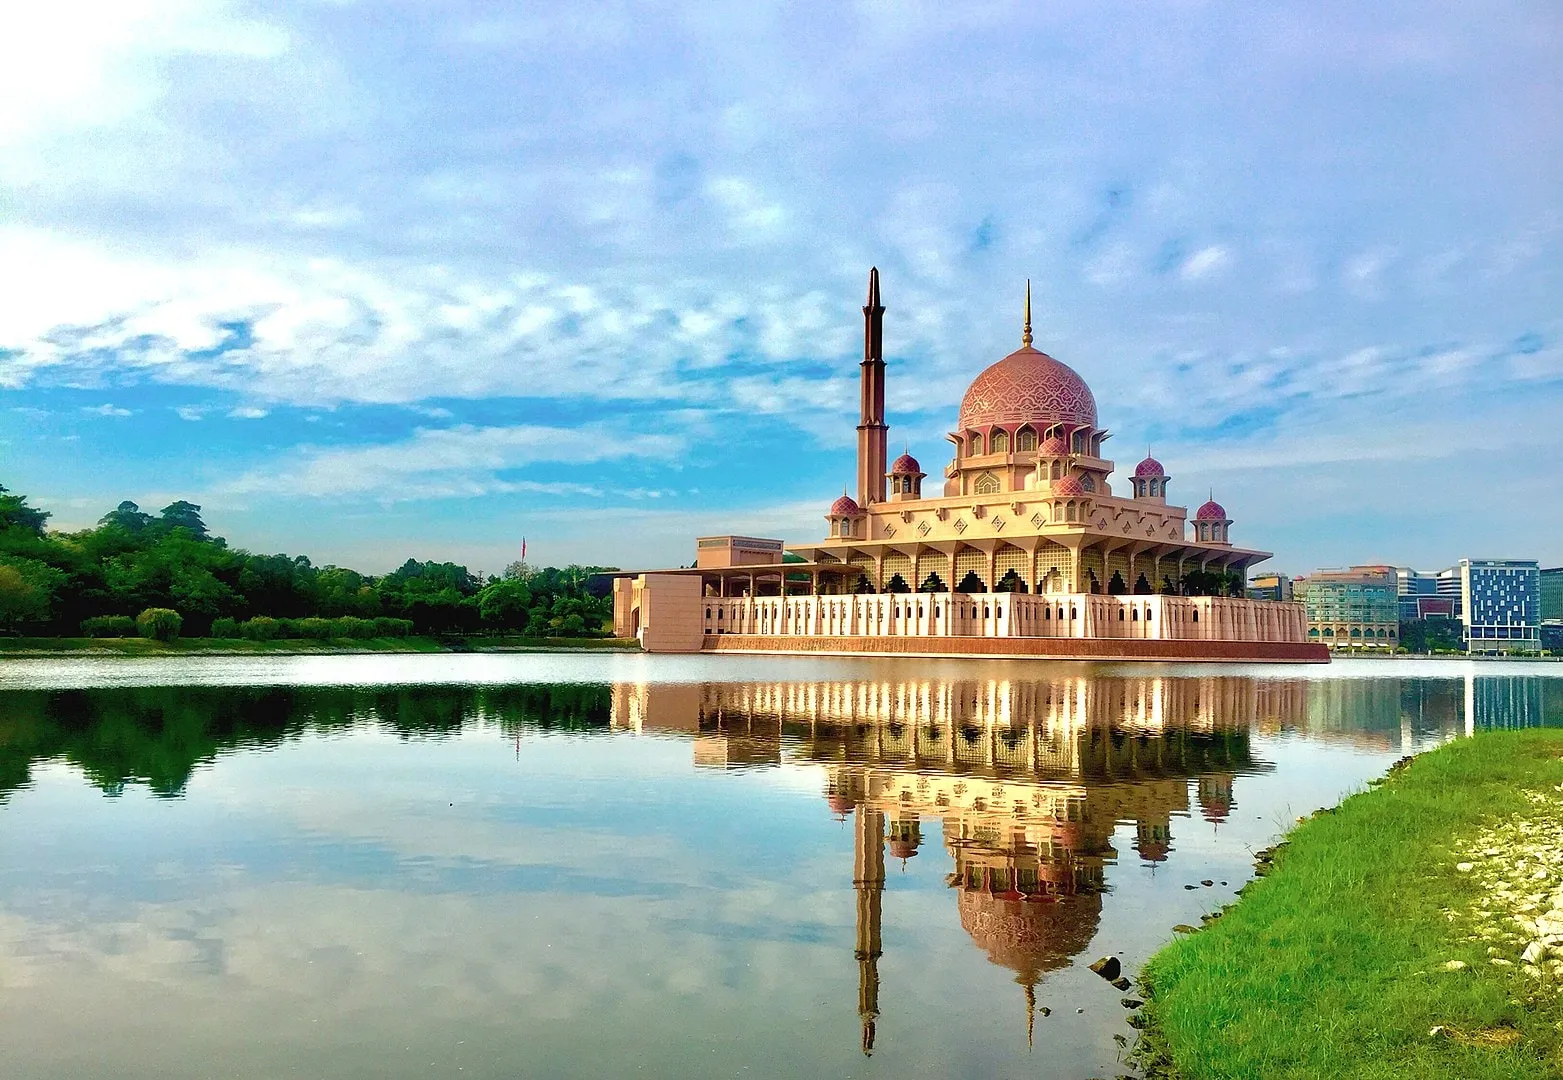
[1134,730,1563,1079]
[0,636,644,658]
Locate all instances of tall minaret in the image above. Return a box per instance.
[853,804,886,1056]
[856,268,888,506]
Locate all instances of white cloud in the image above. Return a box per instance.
[175,405,206,420]
[227,406,268,419]
[81,403,132,416]
[221,423,687,500]
[1180,245,1231,281]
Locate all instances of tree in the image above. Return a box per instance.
[0,485,50,536]
[0,558,64,630]
[98,501,155,535]
[478,578,532,631]
[157,501,210,540]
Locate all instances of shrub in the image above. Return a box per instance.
[239,616,280,641]
[80,615,138,638]
[294,617,332,640]
[136,607,183,642]
[209,616,239,639]
[332,616,375,639]
[372,617,413,637]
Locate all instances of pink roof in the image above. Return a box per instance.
[1195,499,1227,521]
[890,452,922,474]
[1134,456,1166,478]
[829,494,862,516]
[958,346,1097,433]
[1052,476,1087,496]
[1038,434,1070,455]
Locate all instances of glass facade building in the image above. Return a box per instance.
[1299,566,1399,650]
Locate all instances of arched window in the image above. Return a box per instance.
[1051,461,1062,479]
[1066,502,1077,521]
[1081,475,1095,492]
[974,472,1001,495]
[968,433,985,455]
[991,430,1010,454]
[1016,427,1037,451]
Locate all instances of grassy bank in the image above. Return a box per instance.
[1138,730,1563,1079]
[0,636,641,656]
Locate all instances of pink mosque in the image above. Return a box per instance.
[613,270,1324,662]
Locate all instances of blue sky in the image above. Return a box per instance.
[1,1,1559,576]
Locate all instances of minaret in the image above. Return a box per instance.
[1023,278,1033,347]
[853,804,886,1056]
[856,268,888,506]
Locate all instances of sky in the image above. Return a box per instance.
[1,0,1559,577]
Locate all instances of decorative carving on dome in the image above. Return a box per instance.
[958,347,1098,433]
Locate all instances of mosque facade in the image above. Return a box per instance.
[613,270,1323,662]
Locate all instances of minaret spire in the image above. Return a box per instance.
[1022,279,1033,347]
[856,267,889,506]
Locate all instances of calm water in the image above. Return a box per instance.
[2,655,1561,1080]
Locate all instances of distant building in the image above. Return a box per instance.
[1456,559,1540,654]
[1543,567,1563,623]
[1300,566,1398,650]
[1248,572,1292,602]
[1395,568,1442,621]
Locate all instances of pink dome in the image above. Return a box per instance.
[1134,456,1166,478]
[1038,434,1070,456]
[1195,499,1227,521]
[1052,476,1087,496]
[829,494,862,516]
[959,347,1097,433]
[890,453,922,475]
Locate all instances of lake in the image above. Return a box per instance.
[1,654,1560,1079]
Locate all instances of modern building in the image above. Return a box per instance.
[1544,567,1563,653]
[1395,567,1447,621]
[613,271,1321,661]
[1298,566,1399,650]
[1457,559,1541,654]
[1248,572,1292,602]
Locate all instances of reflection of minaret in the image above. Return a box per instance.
[853,805,885,1056]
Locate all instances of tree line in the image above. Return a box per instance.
[0,483,616,639]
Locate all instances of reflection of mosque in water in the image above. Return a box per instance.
[611,675,1296,1053]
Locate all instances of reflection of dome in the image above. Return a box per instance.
[957,889,1103,980]
[1052,476,1086,496]
[1134,456,1166,478]
[1195,499,1227,521]
[826,793,857,815]
[830,494,862,516]
[958,347,1097,433]
[888,838,919,860]
[890,453,922,475]
[1137,839,1170,863]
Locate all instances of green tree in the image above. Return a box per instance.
[157,500,210,540]
[0,485,50,536]
[98,501,155,534]
[0,558,65,630]
[478,578,532,631]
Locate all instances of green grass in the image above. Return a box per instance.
[0,636,640,656]
[1138,730,1563,1079]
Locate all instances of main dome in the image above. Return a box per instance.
[958,346,1097,433]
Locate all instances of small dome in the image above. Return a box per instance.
[890,453,922,475]
[829,494,862,516]
[826,792,857,815]
[1052,476,1087,496]
[1195,499,1227,521]
[1134,456,1166,478]
[1039,434,1070,456]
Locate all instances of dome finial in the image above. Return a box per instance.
[1022,279,1033,347]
